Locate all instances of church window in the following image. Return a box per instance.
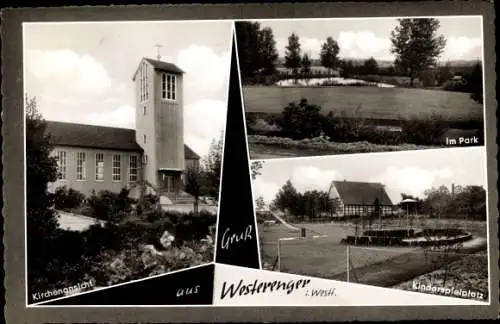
[76,152,86,181]
[112,154,121,181]
[56,150,67,180]
[140,62,148,102]
[95,153,104,181]
[129,155,138,183]
[162,73,176,101]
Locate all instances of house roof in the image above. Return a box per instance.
[332,181,393,206]
[45,121,200,160]
[132,57,184,80]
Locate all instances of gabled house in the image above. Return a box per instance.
[327,180,396,218]
[47,57,200,203]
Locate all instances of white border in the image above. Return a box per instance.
[23,19,233,307]
[248,146,491,306]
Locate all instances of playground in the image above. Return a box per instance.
[258,211,488,294]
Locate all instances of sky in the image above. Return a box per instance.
[23,21,232,157]
[257,16,483,62]
[251,147,487,205]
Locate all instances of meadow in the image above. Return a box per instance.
[243,86,484,123]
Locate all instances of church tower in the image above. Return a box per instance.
[132,57,185,196]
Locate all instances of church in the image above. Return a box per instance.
[47,57,199,203]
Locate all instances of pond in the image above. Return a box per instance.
[275,77,396,88]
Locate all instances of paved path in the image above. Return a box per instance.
[161,204,218,214]
[57,211,105,232]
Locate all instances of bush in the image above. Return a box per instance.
[136,193,159,216]
[321,111,365,143]
[88,188,134,222]
[400,114,449,145]
[443,79,468,92]
[279,98,324,140]
[173,210,217,244]
[53,186,85,210]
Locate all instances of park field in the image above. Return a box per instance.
[243,86,484,123]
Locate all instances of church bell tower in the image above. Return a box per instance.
[132,55,185,196]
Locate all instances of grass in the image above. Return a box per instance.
[260,219,488,289]
[260,222,417,279]
[243,86,484,123]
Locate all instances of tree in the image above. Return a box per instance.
[184,166,203,215]
[258,27,279,75]
[255,196,266,211]
[25,95,60,293]
[201,131,223,203]
[284,33,302,78]
[390,18,447,87]
[362,57,379,75]
[466,61,483,104]
[320,37,340,76]
[419,68,437,87]
[423,185,451,222]
[436,62,453,85]
[271,180,300,216]
[251,161,264,180]
[340,59,355,79]
[301,53,312,76]
[235,21,263,82]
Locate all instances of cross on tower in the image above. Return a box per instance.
[155,44,163,60]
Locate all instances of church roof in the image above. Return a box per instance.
[132,57,184,80]
[144,58,185,74]
[45,121,200,160]
[331,181,393,206]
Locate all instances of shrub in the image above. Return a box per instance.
[174,210,217,244]
[401,114,449,145]
[279,98,324,140]
[88,188,134,222]
[136,193,159,216]
[53,186,85,210]
[321,111,366,143]
[250,118,282,133]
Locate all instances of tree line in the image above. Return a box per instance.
[403,185,487,220]
[236,18,482,97]
[255,179,486,222]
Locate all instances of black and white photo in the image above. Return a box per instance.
[236,16,485,159]
[252,147,489,303]
[23,20,231,304]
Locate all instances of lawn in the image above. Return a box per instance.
[259,222,418,280]
[259,219,488,287]
[243,86,484,123]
